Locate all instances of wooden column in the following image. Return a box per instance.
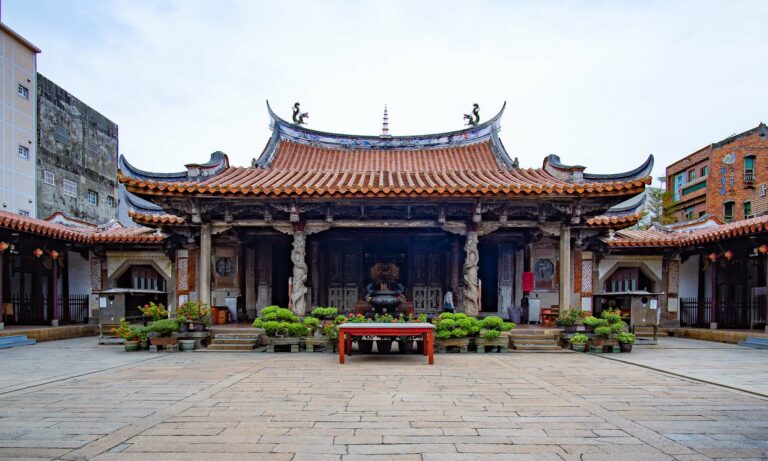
[245,247,256,320]
[559,224,571,310]
[310,240,320,307]
[199,224,212,306]
[450,238,460,293]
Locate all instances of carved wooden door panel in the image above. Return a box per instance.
[411,248,442,314]
[498,244,515,311]
[327,247,359,313]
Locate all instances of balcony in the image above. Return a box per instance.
[744,170,755,185]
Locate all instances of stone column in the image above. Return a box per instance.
[463,229,480,316]
[291,229,308,316]
[559,224,571,310]
[199,224,212,306]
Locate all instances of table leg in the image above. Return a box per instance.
[339,331,345,364]
[422,333,428,356]
[427,330,434,365]
[346,334,352,356]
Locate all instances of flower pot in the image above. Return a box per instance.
[376,339,393,354]
[124,340,139,352]
[571,343,586,352]
[398,339,415,354]
[619,342,633,353]
[584,325,594,333]
[562,325,577,333]
[139,339,148,350]
[149,337,177,347]
[357,339,374,354]
[415,340,424,354]
[179,339,196,351]
[180,322,190,333]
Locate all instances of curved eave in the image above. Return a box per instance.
[123,178,649,199]
[119,155,188,182]
[128,210,185,226]
[545,154,655,183]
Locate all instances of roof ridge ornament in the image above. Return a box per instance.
[463,103,480,126]
[381,105,391,138]
[292,102,308,125]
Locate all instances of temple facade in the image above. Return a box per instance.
[117,103,654,321]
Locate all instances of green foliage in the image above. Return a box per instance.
[600,308,622,324]
[321,322,338,340]
[556,308,581,326]
[262,321,308,337]
[374,313,394,323]
[570,333,589,344]
[147,317,184,337]
[481,316,504,330]
[263,321,281,337]
[310,307,339,319]
[583,316,608,328]
[610,321,627,334]
[176,301,210,325]
[500,321,516,331]
[334,315,348,325]
[433,313,479,338]
[252,318,263,328]
[303,317,320,329]
[436,330,453,340]
[483,330,501,341]
[593,326,612,337]
[617,332,636,344]
[112,318,140,341]
[288,323,309,337]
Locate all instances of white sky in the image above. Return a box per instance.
[4,0,767,181]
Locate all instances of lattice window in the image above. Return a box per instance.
[666,260,680,296]
[176,257,189,293]
[90,258,103,290]
[581,259,593,296]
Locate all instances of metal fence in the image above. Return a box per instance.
[680,297,767,329]
[8,294,89,325]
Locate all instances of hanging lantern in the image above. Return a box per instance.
[0,242,8,252]
[49,250,59,260]
[723,250,734,261]
[708,252,718,262]
[33,248,43,258]
[758,244,768,255]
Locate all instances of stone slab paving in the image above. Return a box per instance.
[0,338,766,460]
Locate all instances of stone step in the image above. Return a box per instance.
[512,343,562,350]
[210,338,257,345]
[509,333,559,340]
[510,339,558,346]
[213,333,261,340]
[509,348,573,353]
[206,343,256,351]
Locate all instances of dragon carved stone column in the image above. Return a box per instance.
[463,230,480,316]
[290,230,308,316]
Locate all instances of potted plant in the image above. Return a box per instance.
[474,329,509,353]
[302,316,331,352]
[138,302,168,325]
[617,332,636,352]
[147,316,185,347]
[583,316,607,333]
[556,308,580,333]
[113,318,140,351]
[254,307,306,352]
[176,301,211,332]
[373,313,395,353]
[569,333,589,352]
[433,313,479,353]
[309,307,339,320]
[341,313,374,353]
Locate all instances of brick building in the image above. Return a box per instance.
[666,123,768,223]
[36,74,119,224]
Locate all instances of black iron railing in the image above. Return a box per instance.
[8,294,89,325]
[680,297,767,329]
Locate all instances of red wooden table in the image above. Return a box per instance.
[338,323,436,365]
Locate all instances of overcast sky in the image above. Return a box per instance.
[4,0,767,181]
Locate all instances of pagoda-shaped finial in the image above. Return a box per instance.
[381,105,391,138]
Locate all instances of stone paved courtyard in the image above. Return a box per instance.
[0,337,767,461]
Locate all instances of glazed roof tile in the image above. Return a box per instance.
[0,211,165,244]
[603,215,768,248]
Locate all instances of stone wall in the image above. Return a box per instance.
[36,74,118,224]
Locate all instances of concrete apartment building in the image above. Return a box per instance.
[37,74,119,224]
[0,21,40,218]
[666,123,768,223]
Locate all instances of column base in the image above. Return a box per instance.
[710,322,718,330]
[51,319,59,327]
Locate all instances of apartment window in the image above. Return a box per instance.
[688,170,696,182]
[17,84,28,99]
[87,190,98,206]
[18,209,30,217]
[53,124,70,144]
[106,195,115,207]
[699,210,706,218]
[43,171,55,185]
[724,201,735,223]
[701,166,708,177]
[18,145,29,160]
[744,201,753,218]
[745,155,756,182]
[62,179,77,197]
[684,206,695,221]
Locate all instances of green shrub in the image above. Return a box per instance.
[481,316,504,330]
[334,315,348,325]
[583,316,608,328]
[147,317,184,337]
[593,326,612,337]
[483,330,501,341]
[261,306,280,316]
[436,330,452,340]
[500,321,516,331]
[252,318,264,328]
[570,333,589,344]
[438,318,456,330]
[617,332,636,344]
[263,321,281,337]
[556,307,580,326]
[322,322,338,340]
[303,317,320,329]
[310,307,338,319]
[287,323,309,337]
[610,321,627,334]
[601,308,622,324]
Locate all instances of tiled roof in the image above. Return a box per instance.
[0,211,165,244]
[121,140,650,198]
[603,215,768,248]
[128,210,185,225]
[586,212,643,227]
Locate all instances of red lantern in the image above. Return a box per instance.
[33,248,43,258]
[0,242,8,252]
[758,244,768,255]
[49,250,59,260]
[708,252,718,262]
[723,250,734,261]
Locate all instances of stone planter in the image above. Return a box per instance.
[304,336,333,352]
[178,339,196,351]
[560,325,577,333]
[436,337,470,353]
[124,340,139,352]
[173,331,211,349]
[619,342,633,353]
[149,337,178,347]
[266,337,301,352]
[474,337,509,353]
[571,342,587,352]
